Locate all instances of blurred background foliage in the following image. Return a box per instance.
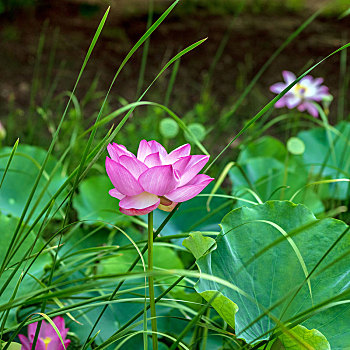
[0,0,349,172]
[1,0,350,16]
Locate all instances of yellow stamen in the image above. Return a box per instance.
[294,83,307,97]
[41,337,52,350]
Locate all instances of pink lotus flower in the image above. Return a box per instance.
[270,70,331,117]
[106,140,214,216]
[18,316,70,350]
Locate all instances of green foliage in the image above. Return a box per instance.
[229,136,325,214]
[184,123,207,143]
[0,0,36,14]
[298,121,350,200]
[194,201,349,348]
[154,184,230,246]
[159,118,179,139]
[99,244,184,290]
[0,342,21,350]
[287,137,305,155]
[0,214,50,328]
[73,175,129,226]
[183,232,239,329]
[273,324,330,350]
[183,231,216,259]
[238,136,286,163]
[200,291,238,330]
[0,145,67,225]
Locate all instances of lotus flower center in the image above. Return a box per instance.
[159,196,172,206]
[295,83,307,97]
[41,337,52,350]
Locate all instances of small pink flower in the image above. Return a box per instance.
[18,316,70,350]
[270,70,331,117]
[105,140,214,216]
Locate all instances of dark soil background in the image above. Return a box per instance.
[0,0,349,140]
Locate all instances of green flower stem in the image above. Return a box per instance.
[148,211,158,350]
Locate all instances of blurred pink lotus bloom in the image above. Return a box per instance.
[270,70,331,117]
[18,316,70,350]
[106,140,214,216]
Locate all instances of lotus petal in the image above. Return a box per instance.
[105,157,143,196]
[166,174,214,202]
[139,165,179,196]
[119,192,160,216]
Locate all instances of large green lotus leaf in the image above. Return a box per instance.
[0,145,67,224]
[229,157,324,214]
[194,201,349,349]
[183,232,238,328]
[73,175,130,226]
[261,325,330,350]
[182,231,216,260]
[0,213,50,327]
[238,136,287,163]
[298,121,350,200]
[274,325,330,350]
[201,290,238,330]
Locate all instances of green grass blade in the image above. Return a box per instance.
[0,138,19,189]
[136,0,154,98]
[164,57,180,106]
[337,43,347,121]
